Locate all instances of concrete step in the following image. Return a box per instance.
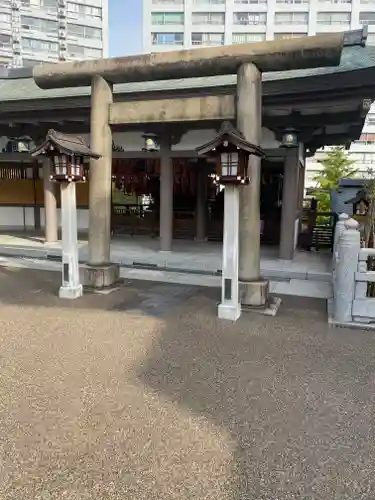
[119,267,332,299]
[0,244,331,283]
[0,255,332,299]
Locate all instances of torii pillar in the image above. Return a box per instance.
[81,75,120,288]
[237,63,268,307]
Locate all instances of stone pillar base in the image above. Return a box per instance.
[218,303,241,322]
[80,263,120,289]
[59,284,83,300]
[240,279,269,307]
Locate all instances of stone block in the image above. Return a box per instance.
[240,279,269,307]
[80,263,120,289]
[218,303,241,322]
[59,284,83,300]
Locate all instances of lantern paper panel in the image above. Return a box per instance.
[214,147,250,185]
[50,153,86,182]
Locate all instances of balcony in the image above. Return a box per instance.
[317,1,352,11]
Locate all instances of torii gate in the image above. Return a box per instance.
[32,29,366,307]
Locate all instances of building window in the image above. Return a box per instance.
[67,3,102,19]
[232,32,266,43]
[359,11,375,24]
[233,12,267,24]
[22,37,58,52]
[358,133,375,142]
[151,32,184,45]
[0,34,12,49]
[191,32,224,45]
[319,0,351,3]
[40,0,58,9]
[235,0,267,4]
[360,0,375,4]
[367,34,375,44]
[21,16,58,33]
[274,12,309,24]
[192,12,225,24]
[67,44,102,58]
[152,0,184,3]
[194,0,225,4]
[274,32,307,39]
[67,24,102,39]
[151,12,184,24]
[0,12,11,25]
[0,57,11,67]
[22,59,45,66]
[276,0,309,3]
[366,114,375,126]
[316,12,351,24]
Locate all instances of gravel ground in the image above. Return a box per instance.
[0,267,374,499]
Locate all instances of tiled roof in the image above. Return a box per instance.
[0,45,375,103]
[31,129,100,158]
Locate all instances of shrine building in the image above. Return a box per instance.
[0,28,373,296]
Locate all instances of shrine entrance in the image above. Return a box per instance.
[110,156,284,244]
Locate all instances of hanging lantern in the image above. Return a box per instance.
[195,122,265,186]
[142,133,159,152]
[281,128,298,148]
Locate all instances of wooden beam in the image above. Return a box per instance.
[109,95,235,126]
[264,109,362,130]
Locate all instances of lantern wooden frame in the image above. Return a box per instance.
[31,129,100,183]
[195,121,265,186]
[142,133,160,153]
[50,150,86,182]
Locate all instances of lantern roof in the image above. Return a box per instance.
[195,121,265,158]
[345,189,370,205]
[31,129,100,159]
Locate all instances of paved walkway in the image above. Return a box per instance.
[0,268,373,499]
[0,233,333,298]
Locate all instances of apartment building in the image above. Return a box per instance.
[305,131,375,190]
[0,0,108,68]
[142,0,375,53]
[142,0,375,192]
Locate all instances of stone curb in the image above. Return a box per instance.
[327,298,375,331]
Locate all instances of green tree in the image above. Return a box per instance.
[312,146,358,211]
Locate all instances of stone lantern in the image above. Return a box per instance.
[196,121,264,186]
[196,121,265,321]
[31,129,100,300]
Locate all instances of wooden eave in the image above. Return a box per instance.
[31,129,100,159]
[195,121,265,157]
[0,65,373,150]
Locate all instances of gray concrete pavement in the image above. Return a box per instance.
[0,267,373,499]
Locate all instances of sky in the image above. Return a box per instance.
[109,0,142,57]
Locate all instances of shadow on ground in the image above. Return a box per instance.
[0,266,180,313]
[138,290,375,499]
[0,267,374,498]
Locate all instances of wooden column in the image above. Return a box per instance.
[159,136,173,252]
[298,164,305,211]
[279,149,300,260]
[33,162,41,231]
[42,157,58,243]
[195,161,207,241]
